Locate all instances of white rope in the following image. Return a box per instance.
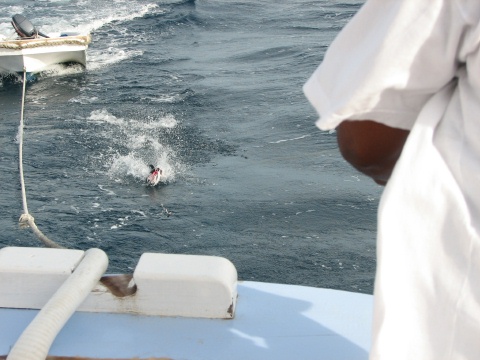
[11,70,110,360]
[18,68,64,249]
[0,34,91,49]
[7,248,108,360]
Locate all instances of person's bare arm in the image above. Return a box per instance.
[336,120,410,185]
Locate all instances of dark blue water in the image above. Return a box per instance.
[0,0,378,294]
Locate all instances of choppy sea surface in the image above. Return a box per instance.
[0,0,378,294]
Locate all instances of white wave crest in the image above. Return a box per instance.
[88,109,125,126]
[88,48,144,71]
[88,109,177,130]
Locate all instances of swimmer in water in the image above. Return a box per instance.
[146,164,162,186]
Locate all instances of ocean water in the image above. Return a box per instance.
[0,0,379,294]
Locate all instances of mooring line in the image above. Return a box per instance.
[18,68,64,249]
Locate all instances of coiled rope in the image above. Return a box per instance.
[17,68,64,249]
[0,34,91,49]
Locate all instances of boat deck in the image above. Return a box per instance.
[0,281,372,360]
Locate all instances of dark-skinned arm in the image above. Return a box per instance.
[336,120,410,186]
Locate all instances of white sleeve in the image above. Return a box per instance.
[303,0,464,131]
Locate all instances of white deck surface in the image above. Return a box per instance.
[0,281,372,359]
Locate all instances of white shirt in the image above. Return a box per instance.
[304,0,480,358]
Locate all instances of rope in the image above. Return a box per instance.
[10,71,111,360]
[0,34,91,50]
[18,68,64,249]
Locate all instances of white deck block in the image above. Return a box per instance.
[133,253,238,318]
[0,247,238,319]
[82,253,238,318]
[0,247,85,309]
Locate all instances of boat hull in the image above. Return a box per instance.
[0,35,90,73]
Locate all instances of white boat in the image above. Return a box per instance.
[0,15,91,74]
[0,34,91,74]
[0,246,373,359]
